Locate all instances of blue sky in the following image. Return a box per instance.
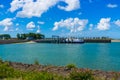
[0,0,120,38]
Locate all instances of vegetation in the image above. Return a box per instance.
[0,34,11,40]
[66,64,76,70]
[69,71,94,80]
[0,60,65,80]
[17,33,45,40]
[0,59,120,80]
[34,60,39,65]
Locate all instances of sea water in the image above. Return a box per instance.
[0,43,120,71]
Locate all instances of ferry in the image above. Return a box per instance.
[65,38,84,43]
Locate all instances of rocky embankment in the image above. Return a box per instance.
[8,62,120,79]
[0,40,29,44]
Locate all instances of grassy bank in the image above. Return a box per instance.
[0,59,120,80]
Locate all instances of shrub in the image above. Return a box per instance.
[34,60,39,65]
[66,64,76,70]
[69,71,94,80]
[0,58,3,64]
[23,71,60,80]
[0,63,15,79]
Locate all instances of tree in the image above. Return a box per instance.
[0,34,11,40]
[16,33,45,40]
[17,33,21,39]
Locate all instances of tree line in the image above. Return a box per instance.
[17,33,45,40]
[0,34,11,40]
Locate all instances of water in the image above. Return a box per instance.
[0,43,120,71]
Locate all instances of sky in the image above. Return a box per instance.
[0,0,120,38]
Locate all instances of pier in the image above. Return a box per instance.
[35,36,111,43]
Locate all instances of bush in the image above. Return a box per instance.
[0,58,3,64]
[34,60,39,65]
[69,71,94,80]
[66,64,76,70]
[0,63,15,79]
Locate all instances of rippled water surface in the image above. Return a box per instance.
[0,43,120,71]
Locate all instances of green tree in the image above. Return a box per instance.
[17,33,21,39]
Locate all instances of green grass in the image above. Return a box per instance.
[0,60,66,80]
[69,71,94,80]
[0,59,120,80]
[34,60,39,65]
[66,64,76,70]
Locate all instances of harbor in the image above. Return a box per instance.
[34,36,111,44]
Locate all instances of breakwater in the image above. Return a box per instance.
[84,39,111,43]
[35,39,111,43]
[0,39,111,44]
[0,39,28,44]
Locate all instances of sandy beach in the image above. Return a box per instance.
[111,40,120,42]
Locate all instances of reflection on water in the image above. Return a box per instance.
[0,43,120,71]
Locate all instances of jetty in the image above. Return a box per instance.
[34,36,111,44]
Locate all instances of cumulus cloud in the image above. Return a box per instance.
[37,21,44,25]
[97,18,111,30]
[16,28,19,31]
[114,20,120,26]
[0,18,13,31]
[36,26,41,33]
[10,0,58,18]
[26,21,35,30]
[16,23,19,26]
[89,24,93,30]
[58,0,80,11]
[52,18,88,32]
[107,3,118,8]
[0,4,4,8]
[9,0,81,18]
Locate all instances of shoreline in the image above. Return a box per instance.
[5,61,120,78]
[111,40,120,42]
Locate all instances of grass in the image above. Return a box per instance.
[0,59,120,80]
[34,59,39,65]
[66,64,76,70]
[69,71,94,80]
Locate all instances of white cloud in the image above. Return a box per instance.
[16,23,19,26]
[10,0,58,18]
[114,20,120,26]
[107,3,118,8]
[0,4,4,8]
[9,0,81,18]
[36,26,41,33]
[58,0,80,11]
[37,21,44,25]
[97,18,111,30]
[26,21,35,30]
[0,18,13,31]
[52,18,88,32]
[78,12,82,15]
[16,28,19,31]
[89,24,93,30]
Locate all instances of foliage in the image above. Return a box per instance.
[0,59,119,80]
[17,33,21,39]
[0,60,65,80]
[0,62,20,79]
[17,33,45,40]
[34,60,39,65]
[69,71,94,80]
[66,64,76,70]
[0,34,11,40]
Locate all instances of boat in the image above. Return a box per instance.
[65,38,84,43]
